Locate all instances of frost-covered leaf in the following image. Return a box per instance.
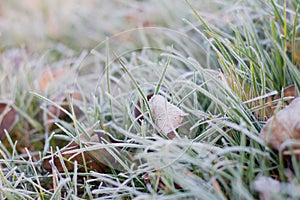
[43,132,131,173]
[0,102,18,140]
[149,95,187,139]
[39,68,67,92]
[254,176,300,200]
[134,93,154,125]
[44,92,83,130]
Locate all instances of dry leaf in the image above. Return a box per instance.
[43,132,132,173]
[254,175,300,199]
[43,140,108,172]
[142,170,182,192]
[253,176,281,200]
[39,68,67,92]
[260,97,300,151]
[281,85,299,101]
[134,93,154,125]
[45,92,83,130]
[0,102,18,140]
[253,85,299,120]
[149,95,187,139]
[292,39,300,68]
[266,85,299,116]
[244,85,298,120]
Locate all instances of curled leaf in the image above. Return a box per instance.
[0,102,18,140]
[149,95,187,139]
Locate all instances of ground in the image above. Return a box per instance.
[0,0,300,199]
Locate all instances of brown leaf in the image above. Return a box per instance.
[256,85,299,120]
[43,141,111,173]
[0,102,18,140]
[43,132,132,173]
[39,68,67,92]
[45,92,83,130]
[134,93,154,125]
[260,97,300,151]
[142,170,182,193]
[267,85,299,108]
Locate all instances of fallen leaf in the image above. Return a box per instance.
[254,175,300,199]
[45,92,83,130]
[142,170,182,193]
[281,85,299,101]
[149,95,187,139]
[266,85,299,116]
[39,68,67,92]
[133,93,154,125]
[252,85,299,120]
[253,176,281,200]
[43,132,132,173]
[43,140,110,173]
[0,102,18,140]
[260,97,300,151]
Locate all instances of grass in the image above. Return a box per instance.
[0,0,300,199]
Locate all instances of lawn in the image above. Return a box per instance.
[0,0,300,199]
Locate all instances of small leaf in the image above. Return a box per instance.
[0,102,18,140]
[149,95,187,139]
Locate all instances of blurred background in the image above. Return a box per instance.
[0,0,241,52]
